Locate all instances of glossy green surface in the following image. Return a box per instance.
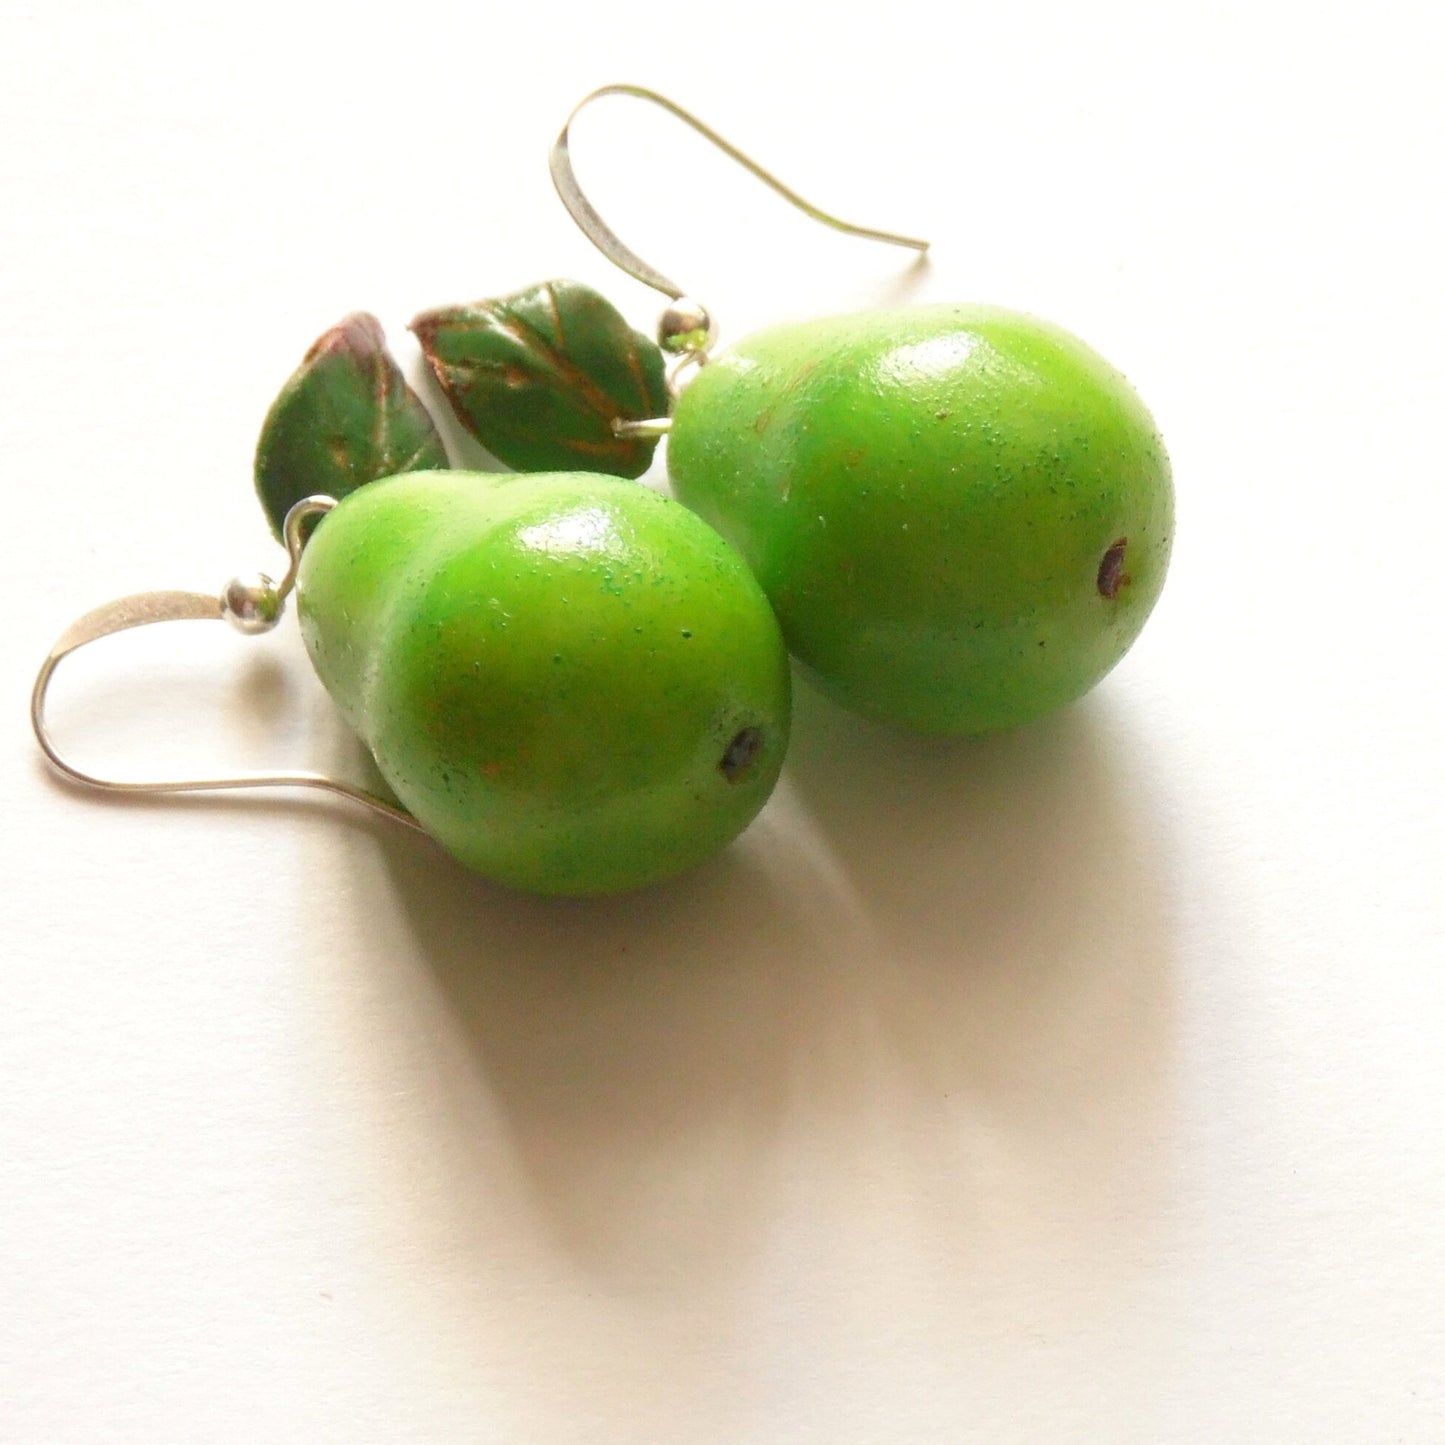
[296,471,791,895]
[254,313,447,539]
[412,279,668,479]
[668,305,1174,734]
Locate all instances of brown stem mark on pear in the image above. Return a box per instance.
[1098,537,1131,600]
[720,727,764,783]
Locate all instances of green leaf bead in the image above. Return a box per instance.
[411,279,669,479]
[667,305,1174,735]
[253,313,448,539]
[295,470,791,896]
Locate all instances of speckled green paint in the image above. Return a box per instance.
[295,471,790,895]
[668,305,1174,734]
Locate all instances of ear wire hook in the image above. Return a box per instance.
[30,495,423,832]
[549,84,929,369]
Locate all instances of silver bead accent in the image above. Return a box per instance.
[658,297,714,356]
[221,573,282,635]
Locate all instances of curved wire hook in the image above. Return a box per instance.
[31,496,423,833]
[549,84,929,302]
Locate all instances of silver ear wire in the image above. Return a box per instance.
[31,495,424,834]
[549,84,930,365]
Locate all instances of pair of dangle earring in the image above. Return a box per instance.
[32,85,1173,897]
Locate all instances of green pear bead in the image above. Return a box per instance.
[667,305,1174,734]
[293,472,513,737]
[295,471,791,896]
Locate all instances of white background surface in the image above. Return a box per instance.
[3,2,1443,1440]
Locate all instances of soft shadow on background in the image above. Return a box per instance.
[327,667,1178,1299]
[33,625,1177,1305]
[29,622,1180,1427]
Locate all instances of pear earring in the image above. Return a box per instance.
[30,86,919,896]
[535,86,1175,737]
[31,85,1172,894]
[402,84,1171,734]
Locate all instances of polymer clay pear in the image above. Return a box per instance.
[667,305,1174,735]
[295,470,791,895]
